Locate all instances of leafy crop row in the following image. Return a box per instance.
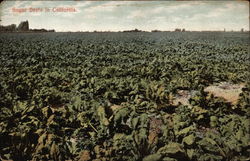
[0,32,249,160]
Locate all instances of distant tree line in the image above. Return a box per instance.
[123,28,144,32]
[0,20,55,32]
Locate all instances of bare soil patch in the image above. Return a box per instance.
[171,82,245,106]
[204,82,245,105]
[172,90,198,107]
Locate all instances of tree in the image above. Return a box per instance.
[17,20,29,31]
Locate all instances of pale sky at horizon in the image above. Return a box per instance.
[0,1,249,32]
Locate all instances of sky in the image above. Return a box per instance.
[0,1,249,32]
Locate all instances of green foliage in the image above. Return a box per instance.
[0,32,249,160]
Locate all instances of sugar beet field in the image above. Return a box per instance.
[0,32,249,161]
